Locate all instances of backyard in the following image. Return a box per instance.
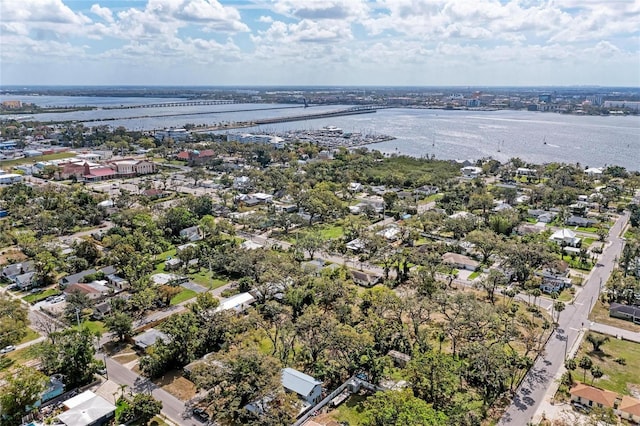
[573,332,640,396]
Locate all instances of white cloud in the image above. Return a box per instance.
[90,4,114,23]
[258,15,273,23]
[273,0,369,20]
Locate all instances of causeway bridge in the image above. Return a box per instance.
[103,100,237,109]
[192,105,381,132]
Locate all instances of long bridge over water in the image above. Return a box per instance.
[103,99,237,109]
[192,105,381,132]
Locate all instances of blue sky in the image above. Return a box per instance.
[1,0,639,86]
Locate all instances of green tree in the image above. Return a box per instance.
[590,365,604,384]
[466,229,502,263]
[564,358,577,385]
[586,333,610,352]
[104,312,133,342]
[362,389,448,426]
[579,356,593,382]
[0,367,47,425]
[0,294,29,347]
[479,269,508,305]
[73,240,101,265]
[407,350,459,410]
[117,393,163,424]
[190,348,286,425]
[39,328,100,388]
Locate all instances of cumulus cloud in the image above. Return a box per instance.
[90,4,114,23]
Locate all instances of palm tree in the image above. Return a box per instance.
[590,365,604,384]
[579,356,593,382]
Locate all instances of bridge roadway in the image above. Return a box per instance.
[191,105,380,132]
[103,99,236,109]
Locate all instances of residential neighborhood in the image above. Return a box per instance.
[1,120,640,426]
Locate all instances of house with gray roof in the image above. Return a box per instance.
[281,368,322,405]
[609,303,640,325]
[133,328,171,351]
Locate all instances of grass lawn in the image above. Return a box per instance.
[589,300,640,333]
[170,289,197,305]
[329,393,368,426]
[0,152,76,167]
[18,328,41,344]
[468,271,480,280]
[582,237,596,247]
[293,223,344,240]
[23,288,61,304]
[188,269,229,290]
[1,343,44,373]
[576,226,600,233]
[73,320,106,335]
[574,332,640,395]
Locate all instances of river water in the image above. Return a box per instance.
[1,95,638,170]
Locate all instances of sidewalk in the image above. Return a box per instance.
[531,328,585,424]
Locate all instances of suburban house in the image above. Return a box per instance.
[527,209,556,223]
[460,166,482,179]
[64,282,109,301]
[618,395,640,424]
[92,301,112,320]
[14,271,37,290]
[584,167,604,177]
[57,390,116,426]
[376,225,401,241]
[414,185,439,196]
[441,252,479,271]
[570,382,618,410]
[179,225,203,242]
[133,328,171,351]
[58,266,115,289]
[215,292,256,313]
[2,260,35,281]
[565,215,598,227]
[165,258,183,271]
[549,229,581,247]
[609,303,640,325]
[38,375,65,405]
[569,202,589,216]
[351,270,382,287]
[281,368,323,406]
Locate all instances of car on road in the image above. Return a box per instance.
[192,408,210,422]
[0,345,16,354]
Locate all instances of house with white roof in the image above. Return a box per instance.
[549,228,581,247]
[57,390,116,426]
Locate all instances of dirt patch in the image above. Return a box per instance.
[629,384,640,399]
[106,343,140,364]
[113,352,139,364]
[153,369,197,401]
[0,248,27,265]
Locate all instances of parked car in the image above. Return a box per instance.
[192,408,210,422]
[0,345,16,354]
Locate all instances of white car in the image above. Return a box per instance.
[0,345,16,354]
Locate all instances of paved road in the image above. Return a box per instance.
[103,356,202,425]
[499,211,630,425]
[589,321,640,343]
